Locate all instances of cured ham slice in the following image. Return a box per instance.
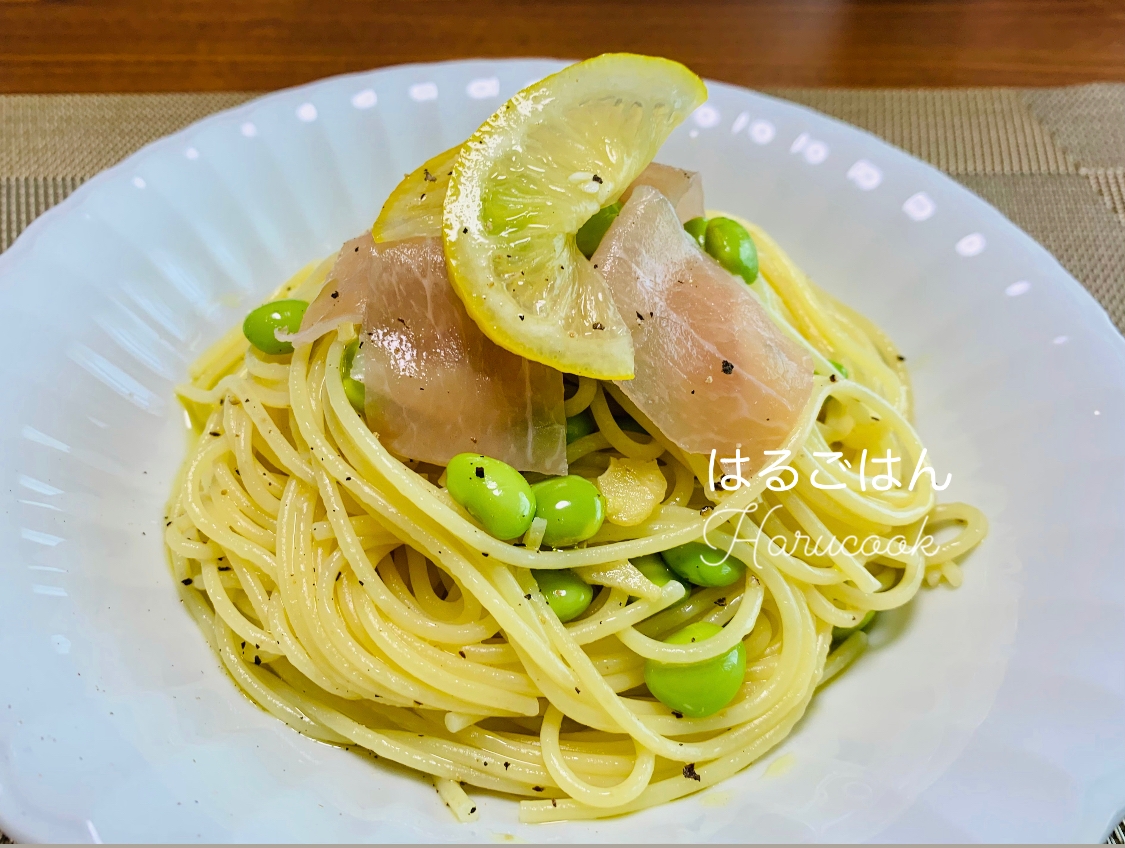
[293,234,567,475]
[285,234,373,347]
[591,185,814,469]
[362,238,566,475]
[621,162,704,223]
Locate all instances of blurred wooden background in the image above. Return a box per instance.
[1,0,1123,92]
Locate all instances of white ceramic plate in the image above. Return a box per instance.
[1,59,1123,843]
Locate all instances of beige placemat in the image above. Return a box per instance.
[1,87,1124,846]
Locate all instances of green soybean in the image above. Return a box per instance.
[832,610,875,642]
[632,553,690,590]
[644,621,747,718]
[704,217,759,284]
[445,453,536,541]
[531,475,605,548]
[661,541,745,588]
[828,360,849,380]
[614,413,646,434]
[242,298,309,355]
[566,409,598,444]
[683,216,708,249]
[575,202,622,259]
[341,338,365,412]
[533,569,593,622]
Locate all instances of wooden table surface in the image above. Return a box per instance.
[1,0,1124,93]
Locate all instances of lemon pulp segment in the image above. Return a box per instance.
[443,53,707,379]
[373,145,461,243]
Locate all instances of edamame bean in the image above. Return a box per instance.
[575,202,622,259]
[242,299,309,355]
[614,413,646,434]
[446,453,536,541]
[530,475,605,548]
[632,553,690,590]
[566,409,597,444]
[832,610,875,642]
[644,621,747,718]
[683,216,708,248]
[703,217,759,284]
[661,541,745,588]
[341,337,365,412]
[533,569,593,622]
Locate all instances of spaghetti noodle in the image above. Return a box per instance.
[166,216,986,822]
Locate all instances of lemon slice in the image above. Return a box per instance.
[443,53,707,379]
[372,145,460,242]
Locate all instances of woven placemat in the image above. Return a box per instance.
[1,87,1124,845]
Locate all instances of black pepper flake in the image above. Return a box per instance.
[355,246,359,252]
[592,174,603,183]
[423,168,436,182]
[462,227,468,234]
[721,360,734,375]
[459,650,466,658]
[219,565,231,572]
[519,314,525,321]
[330,290,339,299]
[897,354,906,361]
[551,799,557,807]
[346,477,352,481]
[475,466,485,479]
[241,641,246,649]
[683,763,701,781]
[335,572,342,582]
[829,374,838,382]
[714,597,727,606]
[481,552,489,557]
[532,786,544,792]
[592,322,604,330]
[871,415,881,421]
[524,593,532,600]
[209,431,220,437]
[636,311,645,321]
[419,193,426,201]
[181,578,193,585]
[359,580,364,586]
[504,762,510,769]
[254,656,261,665]
[575,687,581,694]
[469,806,477,814]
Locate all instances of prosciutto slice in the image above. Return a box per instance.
[286,234,373,347]
[592,185,814,469]
[293,234,567,475]
[622,162,705,223]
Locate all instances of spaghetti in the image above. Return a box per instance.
[166,217,986,822]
